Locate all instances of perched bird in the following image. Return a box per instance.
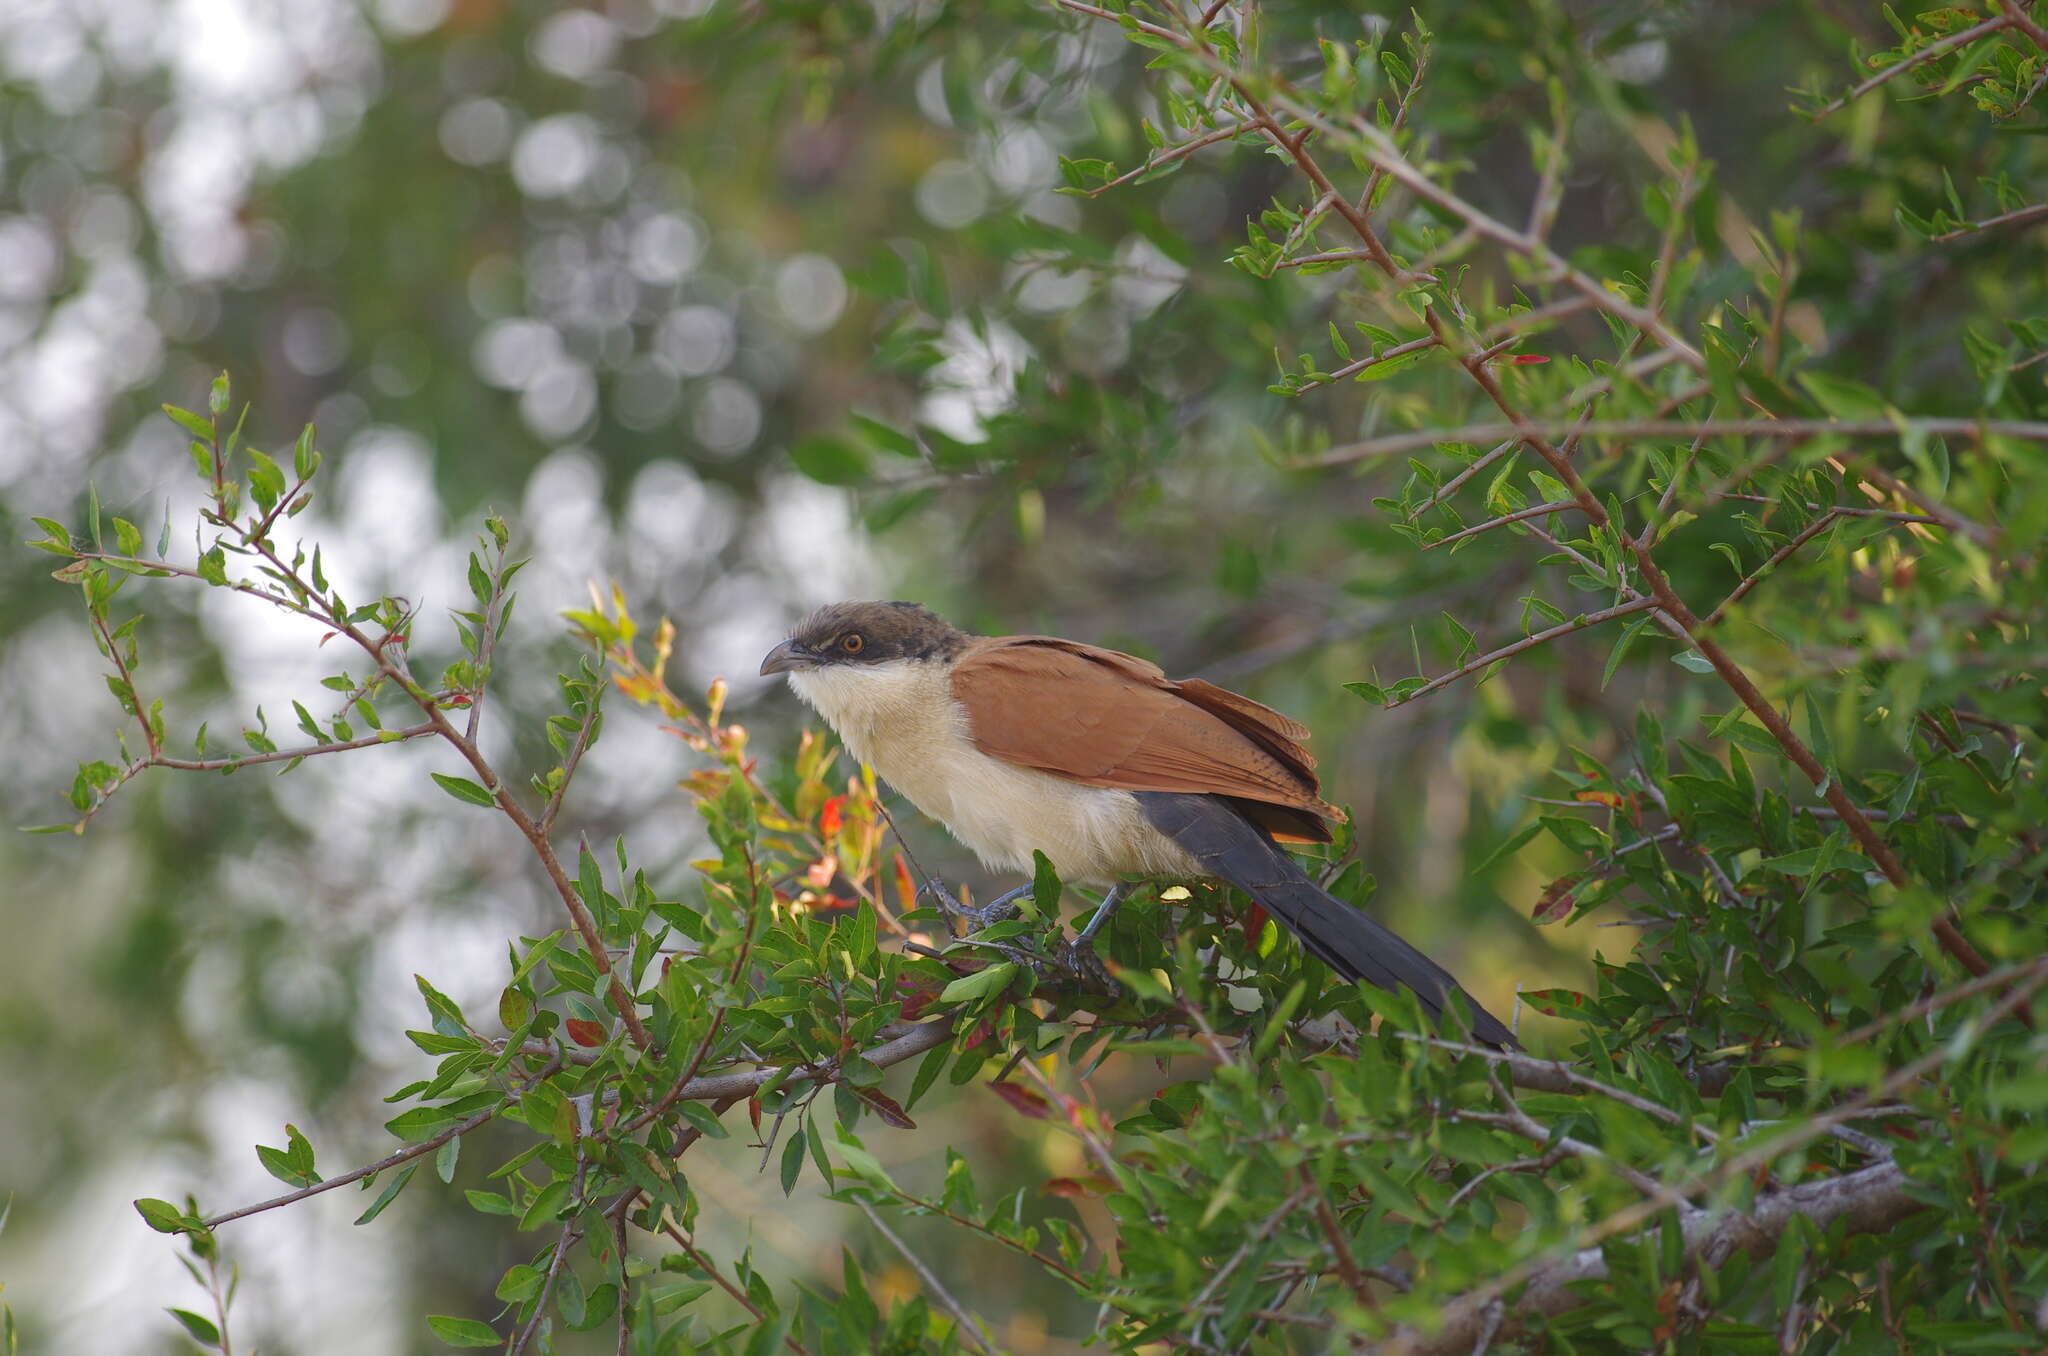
[760,600,1516,1048]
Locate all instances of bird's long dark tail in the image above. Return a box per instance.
[1137,792,1519,1050]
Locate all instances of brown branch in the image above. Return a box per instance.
[1293,333,1444,394]
[155,724,436,773]
[1390,962,2048,1355]
[1421,498,1578,551]
[1079,119,1254,197]
[1383,598,1659,707]
[657,1221,818,1356]
[1386,1159,1922,1356]
[203,1055,563,1228]
[2000,0,2048,53]
[1930,200,2048,242]
[511,1157,590,1356]
[1403,438,1519,522]
[599,1019,956,1113]
[1702,513,1841,628]
[856,1201,997,1355]
[1308,418,2048,475]
[1808,13,2019,119]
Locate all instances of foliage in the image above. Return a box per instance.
[19,1,2048,1353]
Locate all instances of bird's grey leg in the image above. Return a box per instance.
[1073,883,1132,944]
[919,879,1036,929]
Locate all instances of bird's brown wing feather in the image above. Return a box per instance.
[949,637,1341,840]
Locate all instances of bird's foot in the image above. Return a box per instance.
[919,879,1036,931]
[1049,936,1119,995]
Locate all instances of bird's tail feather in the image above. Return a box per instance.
[1137,792,1519,1050]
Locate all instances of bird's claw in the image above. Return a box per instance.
[919,879,1031,931]
[1050,936,1119,995]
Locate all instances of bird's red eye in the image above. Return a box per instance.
[841,633,864,654]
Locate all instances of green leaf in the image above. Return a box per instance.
[1797,371,1888,419]
[163,405,213,440]
[354,1162,419,1225]
[384,1107,462,1142]
[1030,850,1061,921]
[465,1189,516,1216]
[779,1127,806,1195]
[1602,614,1653,690]
[938,963,1018,1006]
[431,773,497,807]
[848,413,919,457]
[425,1315,503,1348]
[134,1198,190,1234]
[789,434,871,486]
[247,448,286,514]
[166,1309,221,1347]
[1672,651,1715,674]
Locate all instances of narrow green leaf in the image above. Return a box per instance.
[431,773,497,807]
[354,1161,419,1225]
[165,1309,221,1348]
[425,1314,503,1348]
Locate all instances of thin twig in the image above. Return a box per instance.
[1384,598,1659,707]
[857,1202,997,1355]
[203,1055,563,1227]
[1422,498,1579,551]
[1702,513,1841,628]
[1929,200,2048,242]
[1807,13,2019,119]
[1306,418,2048,472]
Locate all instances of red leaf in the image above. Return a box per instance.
[820,794,846,838]
[748,1097,763,1137]
[1044,1175,1114,1198]
[962,1020,998,1052]
[1531,874,1581,924]
[566,1018,606,1047]
[988,1082,1051,1119]
[894,976,942,1022]
[1502,353,1549,364]
[892,853,915,911]
[1240,903,1269,950]
[1574,790,1625,808]
[854,1088,917,1130]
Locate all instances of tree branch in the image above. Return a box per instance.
[1380,1159,1923,1355]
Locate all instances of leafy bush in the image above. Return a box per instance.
[28,3,2048,1353]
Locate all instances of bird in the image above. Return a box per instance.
[759,600,1517,1048]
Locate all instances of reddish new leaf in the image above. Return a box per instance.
[566,1018,606,1047]
[1531,874,1581,924]
[1044,1175,1114,1198]
[988,1082,1051,1119]
[853,1087,917,1130]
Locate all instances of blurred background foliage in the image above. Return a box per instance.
[1,0,2042,1351]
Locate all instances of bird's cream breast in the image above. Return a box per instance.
[785,659,1199,884]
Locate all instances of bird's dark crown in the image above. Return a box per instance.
[764,600,967,673]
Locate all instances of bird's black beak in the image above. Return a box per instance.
[759,638,817,676]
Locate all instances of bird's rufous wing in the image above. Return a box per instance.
[948,637,1341,839]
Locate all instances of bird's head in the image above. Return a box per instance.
[758,600,966,677]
